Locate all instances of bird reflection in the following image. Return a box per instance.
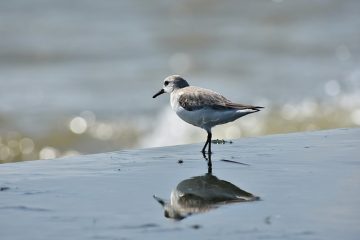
[154,153,260,220]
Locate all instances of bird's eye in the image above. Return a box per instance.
[164,81,169,86]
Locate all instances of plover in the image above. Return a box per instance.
[153,75,263,154]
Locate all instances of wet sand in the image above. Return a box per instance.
[0,128,359,239]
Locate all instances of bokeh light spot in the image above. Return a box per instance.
[39,147,58,160]
[20,138,35,154]
[69,117,88,134]
[351,109,360,126]
[94,123,113,141]
[0,146,11,160]
[281,104,298,120]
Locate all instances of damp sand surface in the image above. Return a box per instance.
[0,128,359,240]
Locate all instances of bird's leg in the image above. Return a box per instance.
[201,131,212,154]
[201,151,212,174]
[201,134,210,154]
[207,131,212,154]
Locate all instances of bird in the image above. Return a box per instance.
[152,75,263,154]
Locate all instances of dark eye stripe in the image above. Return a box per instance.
[164,81,169,86]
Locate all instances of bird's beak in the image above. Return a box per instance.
[152,89,165,98]
[153,195,166,206]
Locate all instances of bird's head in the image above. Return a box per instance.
[152,75,189,98]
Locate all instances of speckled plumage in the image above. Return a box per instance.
[175,86,261,111]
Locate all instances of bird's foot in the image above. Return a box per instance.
[201,150,212,155]
[201,151,212,173]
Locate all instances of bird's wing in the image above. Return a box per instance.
[178,87,263,111]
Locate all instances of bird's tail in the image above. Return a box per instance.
[225,102,264,111]
[250,106,264,112]
[234,106,263,117]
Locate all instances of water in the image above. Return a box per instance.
[1,0,360,162]
[1,129,360,239]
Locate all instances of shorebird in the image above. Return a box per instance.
[153,75,263,154]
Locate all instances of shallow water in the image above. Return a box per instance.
[1,0,360,162]
[0,129,359,239]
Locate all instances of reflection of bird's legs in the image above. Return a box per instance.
[202,151,212,174]
[207,153,212,174]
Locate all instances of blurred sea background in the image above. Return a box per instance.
[0,0,359,163]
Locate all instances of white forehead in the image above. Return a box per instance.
[164,75,181,82]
